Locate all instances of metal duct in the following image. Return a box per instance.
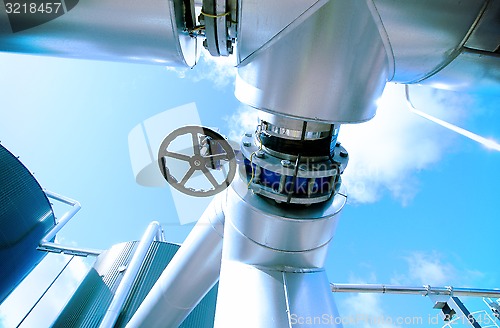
[126,193,225,328]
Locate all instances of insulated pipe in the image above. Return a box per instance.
[214,178,346,327]
[39,190,102,256]
[0,0,197,66]
[331,284,500,298]
[126,193,225,328]
[99,221,162,328]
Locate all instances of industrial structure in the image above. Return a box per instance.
[1,0,499,327]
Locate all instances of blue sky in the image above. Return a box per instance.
[0,51,499,327]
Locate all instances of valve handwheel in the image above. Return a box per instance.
[158,126,236,197]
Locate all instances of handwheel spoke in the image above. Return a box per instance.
[180,167,196,186]
[164,152,191,162]
[204,153,230,162]
[201,167,219,188]
[191,132,200,155]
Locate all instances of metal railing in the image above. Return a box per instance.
[331,283,500,298]
[39,190,103,257]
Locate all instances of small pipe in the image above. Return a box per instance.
[405,85,500,151]
[98,221,163,328]
[39,190,102,256]
[331,283,500,298]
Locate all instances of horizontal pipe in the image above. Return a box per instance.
[37,242,102,257]
[39,190,103,256]
[331,283,500,298]
[99,221,162,328]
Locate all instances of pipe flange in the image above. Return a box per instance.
[201,0,235,56]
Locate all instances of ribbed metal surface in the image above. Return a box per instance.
[52,242,137,327]
[114,242,178,327]
[116,241,218,328]
[53,241,218,328]
[0,143,55,303]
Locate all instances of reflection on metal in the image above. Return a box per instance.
[0,0,198,66]
[99,222,163,328]
[405,85,500,151]
[372,0,489,83]
[17,256,75,327]
[39,190,103,257]
[331,283,500,299]
[465,0,500,52]
[417,48,500,94]
[0,143,55,304]
[214,177,346,327]
[1,0,500,326]
[235,0,390,123]
[52,240,218,328]
[126,194,225,328]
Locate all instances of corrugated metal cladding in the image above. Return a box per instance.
[52,241,218,328]
[0,143,55,304]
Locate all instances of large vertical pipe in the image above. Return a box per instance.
[214,178,346,327]
[125,193,225,328]
[235,0,391,124]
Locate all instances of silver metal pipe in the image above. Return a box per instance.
[99,221,162,328]
[39,190,102,256]
[214,178,346,327]
[405,85,500,151]
[235,0,390,124]
[126,193,225,328]
[0,0,197,67]
[331,283,500,298]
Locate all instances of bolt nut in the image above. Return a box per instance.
[340,151,348,158]
[255,150,265,158]
[245,132,252,137]
[243,142,251,147]
[281,160,292,167]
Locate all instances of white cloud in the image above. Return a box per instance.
[338,275,401,328]
[192,50,238,89]
[223,82,470,205]
[165,66,188,79]
[404,251,456,286]
[340,293,402,328]
[390,251,459,287]
[165,49,237,88]
[339,83,465,205]
[223,104,259,143]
